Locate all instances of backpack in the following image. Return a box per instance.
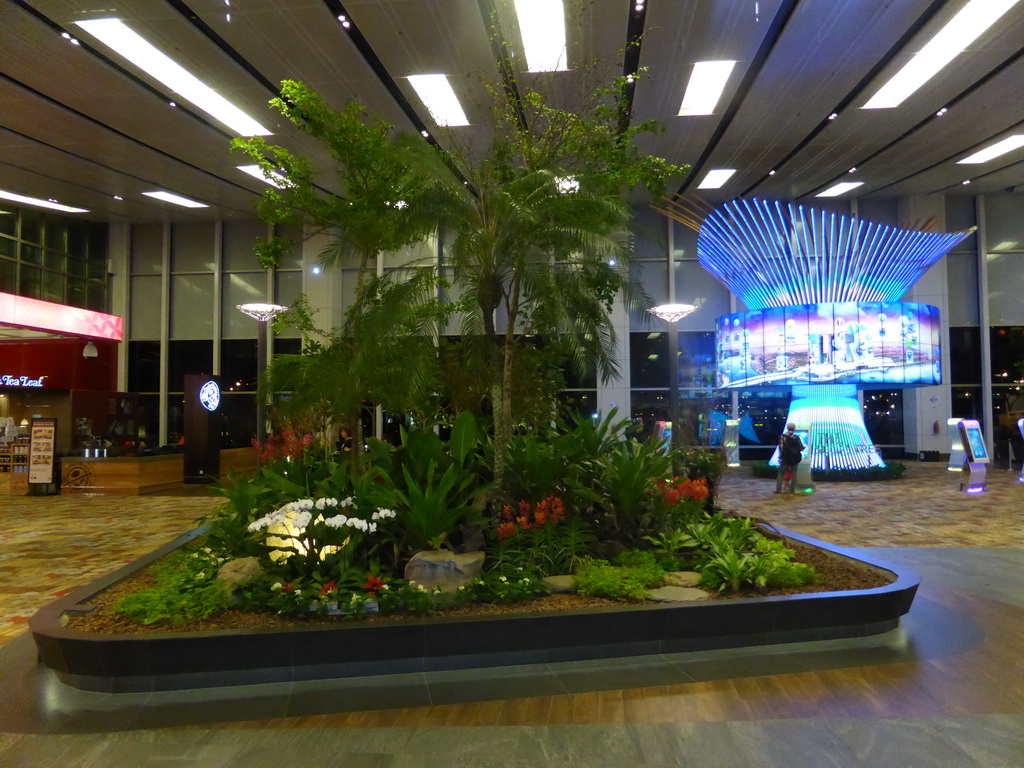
[782,434,803,464]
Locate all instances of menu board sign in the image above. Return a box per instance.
[29,418,57,484]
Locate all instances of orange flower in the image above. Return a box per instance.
[516,515,532,530]
[500,505,514,522]
[497,521,516,541]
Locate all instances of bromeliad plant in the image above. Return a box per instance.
[488,496,595,577]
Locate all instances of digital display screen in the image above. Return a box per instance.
[959,420,989,463]
[715,301,941,389]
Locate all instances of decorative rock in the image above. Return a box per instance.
[404,550,485,592]
[664,571,702,588]
[646,586,710,602]
[216,557,263,590]
[543,575,576,594]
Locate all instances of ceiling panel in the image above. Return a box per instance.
[0,0,1021,225]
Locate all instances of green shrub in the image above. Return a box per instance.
[573,557,664,602]
[464,571,549,604]
[115,547,229,626]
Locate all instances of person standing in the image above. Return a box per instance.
[775,423,804,494]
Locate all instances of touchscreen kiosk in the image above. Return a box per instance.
[956,419,988,493]
[947,417,965,472]
[1018,418,1024,483]
[792,427,814,494]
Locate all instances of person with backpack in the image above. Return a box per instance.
[775,423,804,494]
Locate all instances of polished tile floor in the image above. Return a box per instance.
[1,463,1022,766]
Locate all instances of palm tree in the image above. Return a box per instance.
[262,270,443,468]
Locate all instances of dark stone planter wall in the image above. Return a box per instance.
[30,529,919,693]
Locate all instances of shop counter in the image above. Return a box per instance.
[61,454,184,495]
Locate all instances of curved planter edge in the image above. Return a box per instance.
[30,527,919,692]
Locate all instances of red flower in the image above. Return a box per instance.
[497,521,516,541]
[500,505,514,522]
[363,574,385,595]
[281,582,294,592]
[319,579,337,596]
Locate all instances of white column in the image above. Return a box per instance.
[898,195,951,457]
[107,222,131,392]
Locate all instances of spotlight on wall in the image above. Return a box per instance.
[83,341,98,359]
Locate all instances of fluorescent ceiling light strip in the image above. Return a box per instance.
[406,75,469,127]
[513,0,568,72]
[0,189,88,213]
[697,169,737,189]
[957,134,1024,164]
[817,182,864,198]
[678,61,737,116]
[142,190,208,208]
[74,18,271,136]
[862,0,1022,109]
[237,165,290,188]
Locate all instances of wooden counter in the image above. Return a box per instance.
[61,454,184,495]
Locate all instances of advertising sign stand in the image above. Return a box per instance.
[793,427,814,494]
[956,419,989,494]
[184,374,221,483]
[947,418,965,472]
[1017,418,1024,484]
[28,417,58,495]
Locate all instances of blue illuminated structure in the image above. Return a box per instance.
[698,199,973,470]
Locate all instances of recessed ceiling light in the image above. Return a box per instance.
[513,0,568,73]
[678,61,737,116]
[74,18,272,136]
[113,195,123,200]
[768,170,776,176]
[862,0,1022,109]
[421,130,429,138]
[817,181,864,197]
[828,113,838,120]
[957,135,1024,164]
[237,165,291,189]
[406,74,470,127]
[848,167,857,173]
[697,169,736,189]
[142,190,208,208]
[962,179,971,185]
[0,189,88,213]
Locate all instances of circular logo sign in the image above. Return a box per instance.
[198,380,220,412]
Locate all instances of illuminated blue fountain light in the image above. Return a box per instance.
[697,199,974,310]
[769,385,884,471]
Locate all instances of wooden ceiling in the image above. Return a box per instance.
[2,0,1022,224]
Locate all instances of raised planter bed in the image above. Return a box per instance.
[30,528,919,693]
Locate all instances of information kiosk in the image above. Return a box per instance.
[792,427,814,494]
[1018,418,1024,483]
[947,417,966,472]
[956,419,989,493]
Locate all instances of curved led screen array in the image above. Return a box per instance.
[716,301,941,389]
[696,200,971,471]
[697,198,973,309]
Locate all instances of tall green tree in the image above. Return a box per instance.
[231,80,437,302]
[263,271,444,468]
[232,81,445,453]
[414,76,688,487]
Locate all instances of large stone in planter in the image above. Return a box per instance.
[217,557,263,590]
[405,550,485,592]
[647,586,709,602]
[664,571,702,588]
[543,575,576,594]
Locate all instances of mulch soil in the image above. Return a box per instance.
[66,537,892,636]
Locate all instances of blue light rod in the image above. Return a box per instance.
[697,199,974,309]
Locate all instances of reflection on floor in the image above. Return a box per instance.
[0,462,1021,766]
